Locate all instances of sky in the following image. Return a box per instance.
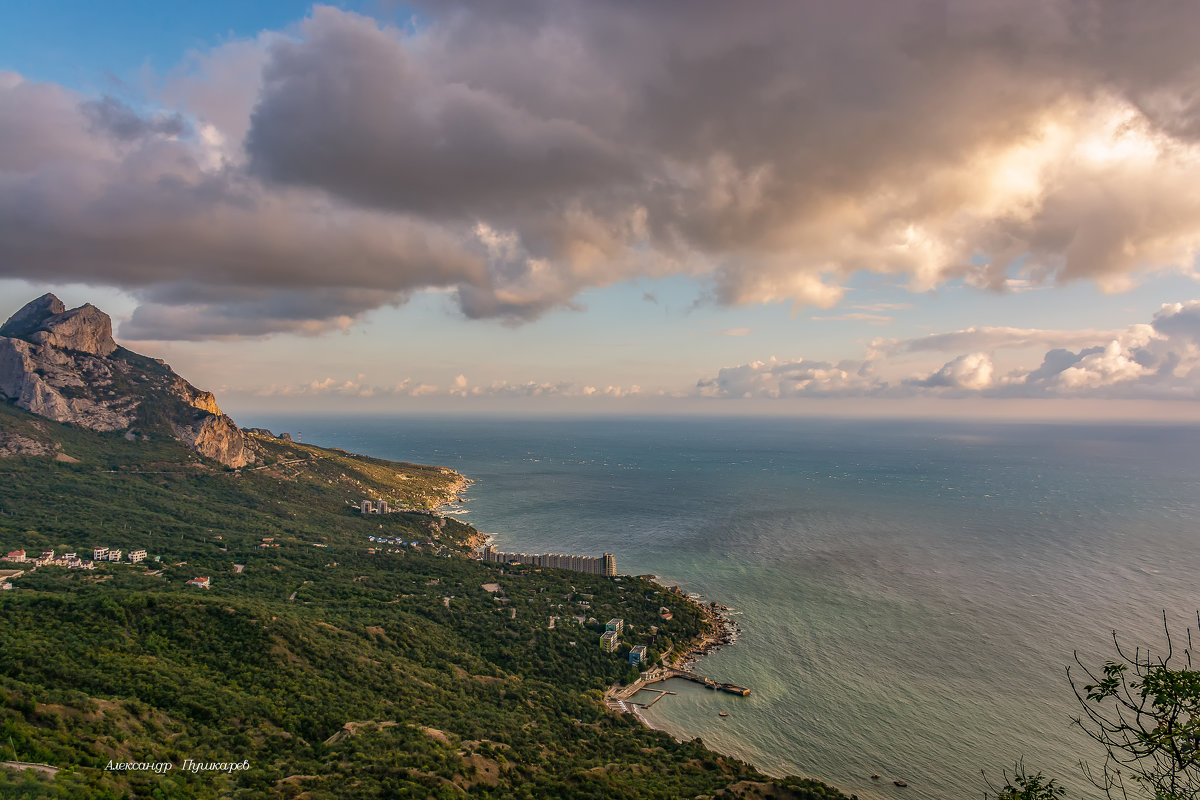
[2,1,1200,419]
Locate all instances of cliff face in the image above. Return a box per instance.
[0,294,252,468]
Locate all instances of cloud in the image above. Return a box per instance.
[243,2,1200,311]
[850,303,913,312]
[913,352,996,390]
[0,72,485,339]
[6,3,1200,337]
[719,328,751,337]
[812,312,894,325]
[870,326,1121,358]
[119,287,401,341]
[251,373,648,401]
[697,356,883,399]
[80,96,189,142]
[698,301,1200,400]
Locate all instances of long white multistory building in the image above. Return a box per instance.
[480,545,616,577]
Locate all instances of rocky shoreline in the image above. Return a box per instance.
[651,582,741,669]
[674,602,740,670]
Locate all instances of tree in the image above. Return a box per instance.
[1068,612,1200,800]
[983,762,1067,800]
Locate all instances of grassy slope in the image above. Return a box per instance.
[0,402,849,800]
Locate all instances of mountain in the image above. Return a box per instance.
[0,294,251,467]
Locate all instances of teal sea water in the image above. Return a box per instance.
[243,415,1200,800]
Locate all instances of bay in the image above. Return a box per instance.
[241,414,1200,800]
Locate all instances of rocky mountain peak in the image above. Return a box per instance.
[0,293,252,468]
[1,295,117,357]
[0,293,67,339]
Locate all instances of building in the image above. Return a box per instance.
[376,500,389,514]
[108,549,122,561]
[606,618,624,633]
[93,546,109,561]
[629,645,648,665]
[361,500,374,514]
[479,546,617,577]
[128,549,147,563]
[600,630,619,652]
[186,577,211,589]
[4,550,25,562]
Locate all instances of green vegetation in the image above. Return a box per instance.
[0,401,849,799]
[990,614,1200,800]
[983,764,1066,800]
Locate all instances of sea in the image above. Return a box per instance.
[240,414,1200,800]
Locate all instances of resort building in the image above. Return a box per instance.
[93,546,109,561]
[629,645,648,665]
[600,630,619,652]
[107,549,122,561]
[4,550,25,562]
[479,545,618,577]
[186,577,211,589]
[128,549,147,563]
[361,499,392,514]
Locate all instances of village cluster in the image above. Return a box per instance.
[4,546,149,569]
[0,546,153,591]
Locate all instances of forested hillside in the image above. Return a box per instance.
[0,402,848,799]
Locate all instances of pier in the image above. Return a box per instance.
[614,667,751,701]
[635,688,676,708]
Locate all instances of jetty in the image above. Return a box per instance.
[636,688,676,708]
[614,666,751,702]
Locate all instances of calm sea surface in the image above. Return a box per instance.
[240,414,1200,800]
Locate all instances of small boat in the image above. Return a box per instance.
[871,775,880,780]
[893,780,908,788]
[718,711,729,717]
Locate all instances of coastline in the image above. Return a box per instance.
[668,594,740,670]
[453,476,764,776]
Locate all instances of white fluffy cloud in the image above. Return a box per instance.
[915,353,996,391]
[698,301,1200,400]
[697,357,882,399]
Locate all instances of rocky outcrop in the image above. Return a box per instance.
[175,414,252,469]
[170,376,223,415]
[0,293,252,468]
[0,430,58,458]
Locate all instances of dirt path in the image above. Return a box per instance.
[1,760,60,776]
